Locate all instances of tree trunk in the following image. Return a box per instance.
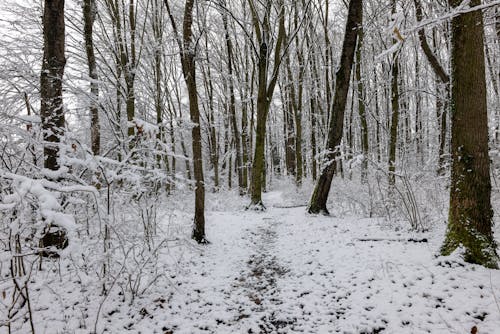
[283,85,296,177]
[41,0,66,171]
[250,41,270,207]
[248,0,286,209]
[182,0,207,243]
[414,0,451,173]
[165,0,207,243]
[83,0,100,156]
[222,7,244,194]
[201,42,219,190]
[415,45,423,165]
[441,0,498,268]
[388,0,400,187]
[308,0,362,215]
[355,21,368,183]
[292,5,304,186]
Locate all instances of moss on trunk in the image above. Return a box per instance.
[441,0,498,268]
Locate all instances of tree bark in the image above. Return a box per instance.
[221,6,244,194]
[165,0,207,243]
[41,0,66,171]
[248,0,286,209]
[83,0,100,156]
[308,0,362,214]
[355,19,368,184]
[182,0,207,243]
[441,0,498,268]
[388,0,400,187]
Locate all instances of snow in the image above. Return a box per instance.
[140,190,500,334]
[3,183,500,334]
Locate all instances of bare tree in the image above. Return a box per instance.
[308,0,362,215]
[83,0,100,156]
[40,0,66,170]
[165,0,207,243]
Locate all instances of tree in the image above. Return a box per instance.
[355,6,368,183]
[221,0,245,195]
[308,0,362,215]
[165,0,208,243]
[441,0,498,268]
[247,0,287,209]
[83,0,100,156]
[387,0,401,187]
[413,0,450,174]
[40,0,66,170]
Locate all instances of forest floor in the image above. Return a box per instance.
[26,184,500,334]
[124,189,500,334]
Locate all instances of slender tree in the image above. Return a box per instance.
[248,0,287,209]
[441,0,498,268]
[83,0,100,156]
[221,1,245,195]
[414,0,450,174]
[388,0,401,187]
[308,0,362,214]
[165,0,207,243]
[355,10,368,183]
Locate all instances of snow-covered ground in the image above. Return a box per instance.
[136,190,499,334]
[11,185,500,334]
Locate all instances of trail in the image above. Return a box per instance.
[146,191,500,334]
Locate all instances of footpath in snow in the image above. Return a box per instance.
[134,190,500,334]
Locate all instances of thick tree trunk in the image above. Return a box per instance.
[250,42,270,207]
[83,0,100,156]
[308,0,362,215]
[41,0,66,171]
[441,0,498,268]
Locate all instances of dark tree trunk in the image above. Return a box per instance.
[41,0,66,171]
[388,0,400,188]
[249,0,286,209]
[308,0,362,215]
[441,0,498,268]
[40,0,69,255]
[355,18,368,184]
[165,0,207,243]
[250,41,270,207]
[181,0,207,243]
[83,0,100,156]
[284,87,296,177]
